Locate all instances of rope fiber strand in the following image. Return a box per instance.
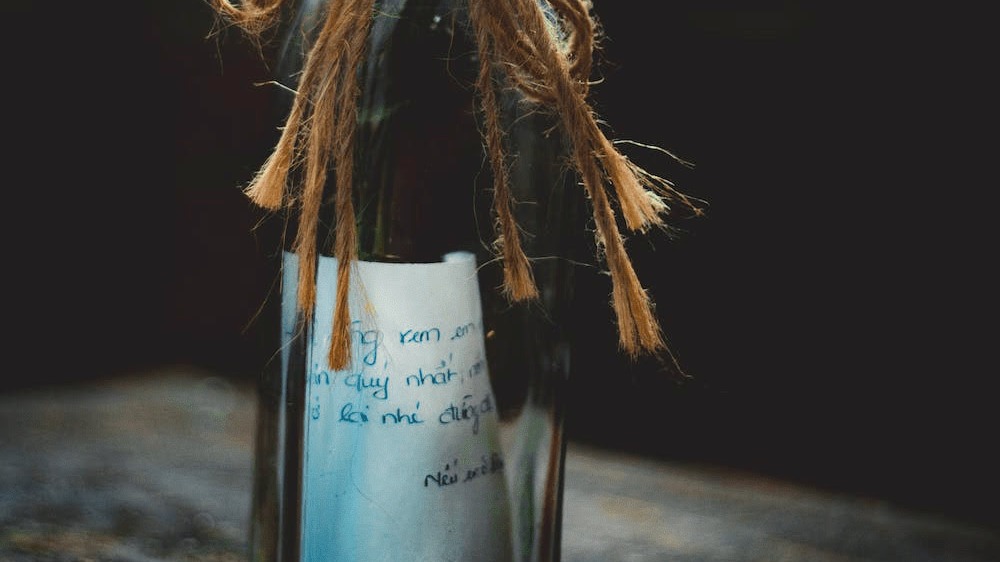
[208,0,704,369]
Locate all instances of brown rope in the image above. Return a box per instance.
[473,15,539,303]
[209,0,704,368]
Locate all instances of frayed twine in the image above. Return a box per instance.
[210,0,705,370]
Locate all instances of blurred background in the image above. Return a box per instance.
[6,0,994,533]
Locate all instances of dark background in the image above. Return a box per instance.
[7,1,994,531]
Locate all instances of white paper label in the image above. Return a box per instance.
[282,251,513,562]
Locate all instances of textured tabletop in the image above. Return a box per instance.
[1,370,997,561]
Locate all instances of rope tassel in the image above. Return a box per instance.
[209,0,704,368]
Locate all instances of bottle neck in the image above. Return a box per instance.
[277,0,489,263]
[357,2,486,263]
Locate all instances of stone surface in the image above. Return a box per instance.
[1,370,997,561]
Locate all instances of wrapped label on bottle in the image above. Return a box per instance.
[282,251,513,562]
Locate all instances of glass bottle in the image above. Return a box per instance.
[249,1,588,560]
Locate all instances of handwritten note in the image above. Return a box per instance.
[282,251,513,562]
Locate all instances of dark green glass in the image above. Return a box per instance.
[249,1,588,560]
